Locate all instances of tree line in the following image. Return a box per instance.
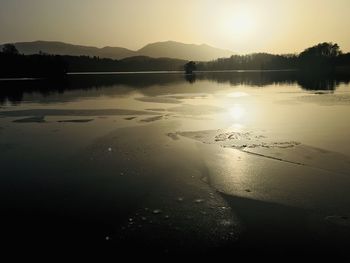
[1,42,350,78]
[0,44,67,78]
[0,44,185,78]
[195,42,350,72]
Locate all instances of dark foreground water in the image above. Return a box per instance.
[1,71,350,257]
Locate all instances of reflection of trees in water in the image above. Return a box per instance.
[296,73,341,91]
[0,79,68,105]
[1,71,350,105]
[185,73,196,84]
[0,74,184,105]
[187,71,350,91]
[191,71,297,87]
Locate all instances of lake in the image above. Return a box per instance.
[1,71,350,256]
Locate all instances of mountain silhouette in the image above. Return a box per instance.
[7,41,136,60]
[1,40,235,61]
[137,41,234,61]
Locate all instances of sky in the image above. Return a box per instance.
[0,0,349,54]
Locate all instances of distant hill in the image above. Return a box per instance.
[1,40,235,61]
[4,41,136,60]
[137,41,235,61]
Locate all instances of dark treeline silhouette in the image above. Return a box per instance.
[184,61,197,74]
[1,42,350,78]
[1,71,350,105]
[62,42,350,73]
[63,55,186,72]
[0,44,186,78]
[197,53,298,70]
[0,44,67,78]
[197,42,350,72]
[298,42,341,72]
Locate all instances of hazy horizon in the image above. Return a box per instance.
[1,0,350,54]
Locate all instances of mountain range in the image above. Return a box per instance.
[1,40,235,61]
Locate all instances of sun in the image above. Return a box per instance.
[220,7,256,37]
[233,13,255,35]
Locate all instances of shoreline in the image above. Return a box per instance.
[0,69,300,80]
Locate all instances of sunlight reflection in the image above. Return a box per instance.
[205,146,249,195]
[229,105,245,121]
[229,123,244,130]
[228,91,249,98]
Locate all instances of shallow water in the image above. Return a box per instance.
[1,72,350,254]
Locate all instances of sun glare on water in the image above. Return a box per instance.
[230,105,246,121]
[228,91,249,98]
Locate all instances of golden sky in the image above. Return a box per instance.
[1,0,349,54]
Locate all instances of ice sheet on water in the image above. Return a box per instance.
[13,116,45,123]
[57,119,94,123]
[179,129,350,176]
[0,108,158,117]
[167,104,225,115]
[179,130,300,150]
[139,115,163,123]
[325,215,350,227]
[136,96,182,104]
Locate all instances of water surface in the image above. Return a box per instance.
[1,71,350,255]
